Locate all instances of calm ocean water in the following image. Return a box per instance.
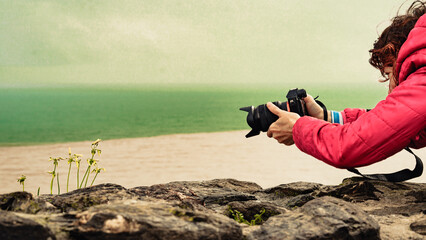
[0,85,386,146]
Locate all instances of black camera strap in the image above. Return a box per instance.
[347,147,423,182]
[311,101,423,182]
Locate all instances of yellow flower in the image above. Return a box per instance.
[49,157,63,165]
[17,175,26,184]
[75,159,81,168]
[87,158,98,166]
[92,139,101,146]
[92,167,106,174]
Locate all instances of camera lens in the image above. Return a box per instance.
[240,101,288,138]
[240,88,308,138]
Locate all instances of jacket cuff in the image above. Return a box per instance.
[292,116,320,153]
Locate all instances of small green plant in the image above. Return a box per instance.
[90,165,105,186]
[75,155,82,189]
[229,208,248,224]
[48,157,63,195]
[80,139,101,188]
[228,207,266,226]
[17,175,26,192]
[17,139,105,196]
[67,148,82,192]
[252,208,266,225]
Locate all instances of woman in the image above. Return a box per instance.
[266,1,426,173]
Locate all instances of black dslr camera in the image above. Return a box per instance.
[240,88,308,138]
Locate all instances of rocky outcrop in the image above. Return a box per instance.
[0,177,424,240]
[246,196,379,240]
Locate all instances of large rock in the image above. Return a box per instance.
[47,183,135,212]
[0,178,424,239]
[314,177,426,239]
[246,196,380,240]
[0,210,56,240]
[0,191,58,214]
[129,178,261,209]
[70,199,243,240]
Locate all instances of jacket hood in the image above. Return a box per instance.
[396,13,426,83]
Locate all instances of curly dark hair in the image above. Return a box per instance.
[369,1,426,82]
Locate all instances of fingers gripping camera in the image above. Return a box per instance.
[239,88,308,138]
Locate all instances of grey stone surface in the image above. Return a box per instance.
[129,178,261,209]
[48,183,135,212]
[410,216,426,236]
[0,210,56,240]
[70,199,243,240]
[0,178,424,239]
[246,196,380,240]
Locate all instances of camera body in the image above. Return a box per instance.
[240,88,308,138]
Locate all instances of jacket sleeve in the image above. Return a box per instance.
[341,108,367,124]
[292,70,426,169]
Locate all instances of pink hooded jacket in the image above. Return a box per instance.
[293,14,426,169]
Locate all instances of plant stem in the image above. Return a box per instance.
[50,165,57,195]
[90,172,99,186]
[57,172,60,195]
[80,166,90,189]
[84,151,96,188]
[22,182,24,192]
[84,166,91,188]
[37,187,40,196]
[77,163,80,189]
[67,163,72,192]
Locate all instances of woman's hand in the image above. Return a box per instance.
[266,102,300,145]
[304,94,327,120]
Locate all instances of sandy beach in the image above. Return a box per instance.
[0,130,424,194]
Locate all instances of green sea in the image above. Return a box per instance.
[0,84,387,146]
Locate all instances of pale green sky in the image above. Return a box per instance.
[0,0,409,87]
